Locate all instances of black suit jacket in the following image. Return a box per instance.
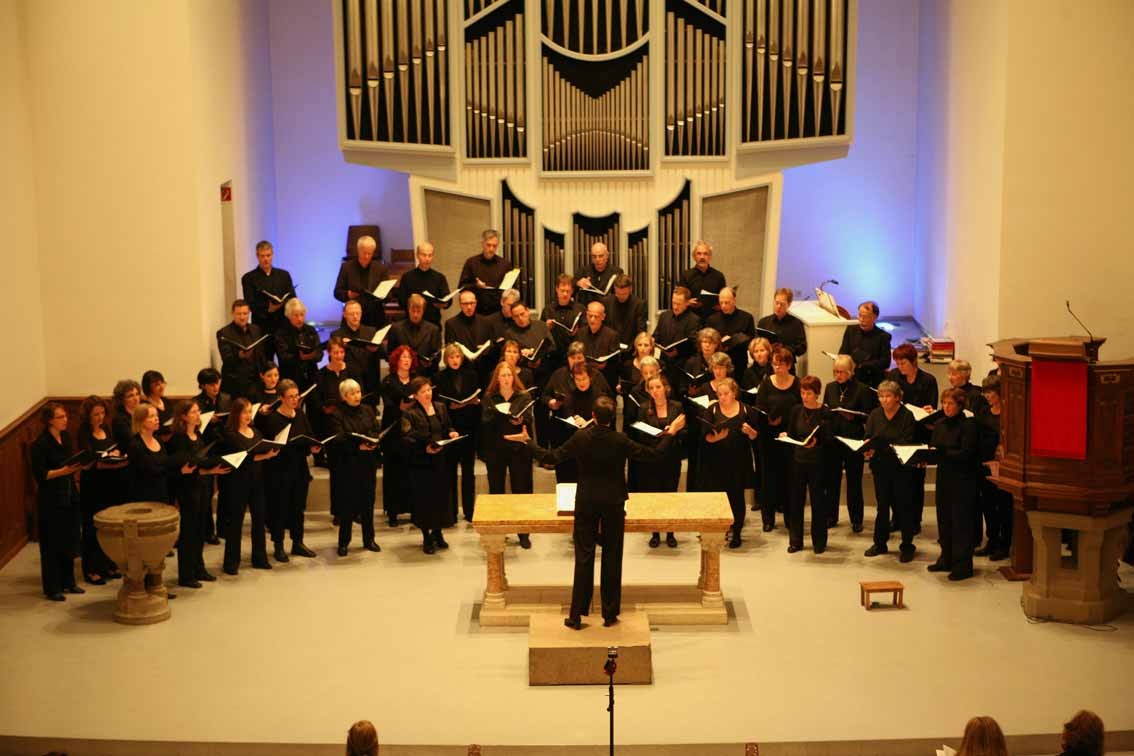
[530,425,669,508]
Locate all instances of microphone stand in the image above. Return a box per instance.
[604,647,618,756]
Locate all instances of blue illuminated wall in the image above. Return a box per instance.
[776,0,920,319]
[267,0,413,324]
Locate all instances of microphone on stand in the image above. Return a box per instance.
[1065,300,1095,343]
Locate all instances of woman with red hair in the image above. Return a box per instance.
[380,345,418,526]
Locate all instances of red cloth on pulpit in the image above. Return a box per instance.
[1029,358,1088,459]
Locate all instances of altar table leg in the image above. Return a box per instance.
[480,534,507,609]
[699,532,725,609]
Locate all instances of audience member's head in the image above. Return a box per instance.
[346,720,379,756]
[957,715,1007,756]
[1061,710,1104,756]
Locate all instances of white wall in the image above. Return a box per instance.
[778,0,921,319]
[996,0,1134,361]
[268,0,413,324]
[913,0,1008,372]
[0,1,47,426]
[18,0,279,399]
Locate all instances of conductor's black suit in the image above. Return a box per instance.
[530,425,670,622]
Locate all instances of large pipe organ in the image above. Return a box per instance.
[335,0,856,317]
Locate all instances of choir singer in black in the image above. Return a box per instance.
[756,288,807,360]
[397,242,451,326]
[334,235,391,328]
[241,240,295,355]
[837,301,892,388]
[459,229,513,315]
[525,396,674,629]
[822,355,874,532]
[679,240,727,314]
[29,402,85,601]
[327,379,383,556]
[401,377,461,554]
[927,388,979,581]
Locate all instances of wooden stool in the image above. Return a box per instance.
[860,580,904,610]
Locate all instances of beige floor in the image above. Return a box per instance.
[0,466,1131,752]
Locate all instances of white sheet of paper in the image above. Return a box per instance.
[371,279,397,299]
[836,436,866,451]
[905,403,930,422]
[690,395,712,408]
[273,424,291,444]
[499,268,521,290]
[630,421,664,437]
[893,444,929,465]
[556,482,577,514]
[221,451,248,469]
[198,411,214,433]
[372,324,391,344]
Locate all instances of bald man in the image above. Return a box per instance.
[397,242,452,326]
[574,242,624,306]
[705,287,755,373]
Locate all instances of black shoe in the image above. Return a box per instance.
[336,546,349,557]
[198,572,217,582]
[433,535,448,550]
[364,541,382,552]
[178,579,203,589]
[973,545,992,556]
[787,544,802,554]
[948,570,974,582]
[989,550,1010,562]
[167,592,177,600]
[852,522,864,533]
[291,543,317,558]
[814,546,826,554]
[518,534,532,549]
[47,592,66,602]
[84,574,107,586]
[899,547,916,563]
[223,566,239,576]
[827,519,839,528]
[206,536,221,546]
[648,533,661,548]
[563,616,583,630]
[666,533,678,548]
[864,544,888,557]
[927,561,949,572]
[63,585,85,595]
[252,560,273,570]
[762,523,774,532]
[387,516,398,527]
[273,546,290,563]
[603,617,619,627]
[423,541,436,555]
[728,535,742,549]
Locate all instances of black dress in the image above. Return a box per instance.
[629,399,685,494]
[784,404,833,551]
[166,431,211,583]
[886,367,939,532]
[975,409,1012,555]
[77,430,123,578]
[930,413,980,576]
[863,405,918,552]
[435,364,481,521]
[258,408,316,549]
[822,377,876,528]
[700,403,757,535]
[127,434,173,503]
[312,363,363,441]
[328,403,382,548]
[401,402,456,532]
[30,430,80,596]
[480,390,535,498]
[379,373,415,521]
[218,427,269,571]
[756,375,800,529]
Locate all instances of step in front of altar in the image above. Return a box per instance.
[528,611,652,685]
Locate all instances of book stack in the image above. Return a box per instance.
[926,336,955,364]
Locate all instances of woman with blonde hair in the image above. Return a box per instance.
[345,719,378,756]
[957,715,1008,756]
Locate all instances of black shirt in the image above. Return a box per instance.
[604,294,647,345]
[756,375,801,423]
[652,309,702,364]
[886,368,939,410]
[275,322,323,390]
[929,413,980,476]
[540,300,585,357]
[241,266,295,332]
[574,263,623,306]
[387,318,442,367]
[706,308,756,371]
[863,405,917,470]
[756,312,807,357]
[838,325,893,387]
[578,325,620,360]
[216,322,268,399]
[331,324,380,389]
[458,253,514,315]
[444,312,492,354]
[397,267,451,325]
[679,265,727,313]
[334,258,391,327]
[822,377,876,439]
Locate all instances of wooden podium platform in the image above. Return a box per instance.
[528,611,652,685]
[471,492,734,626]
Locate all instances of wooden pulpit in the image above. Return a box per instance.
[990,337,1133,623]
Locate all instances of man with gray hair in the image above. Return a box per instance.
[387,294,442,375]
[334,234,392,328]
[679,240,727,314]
[459,228,513,315]
[397,241,451,326]
[274,298,323,390]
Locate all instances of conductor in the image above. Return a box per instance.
[524,396,682,629]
